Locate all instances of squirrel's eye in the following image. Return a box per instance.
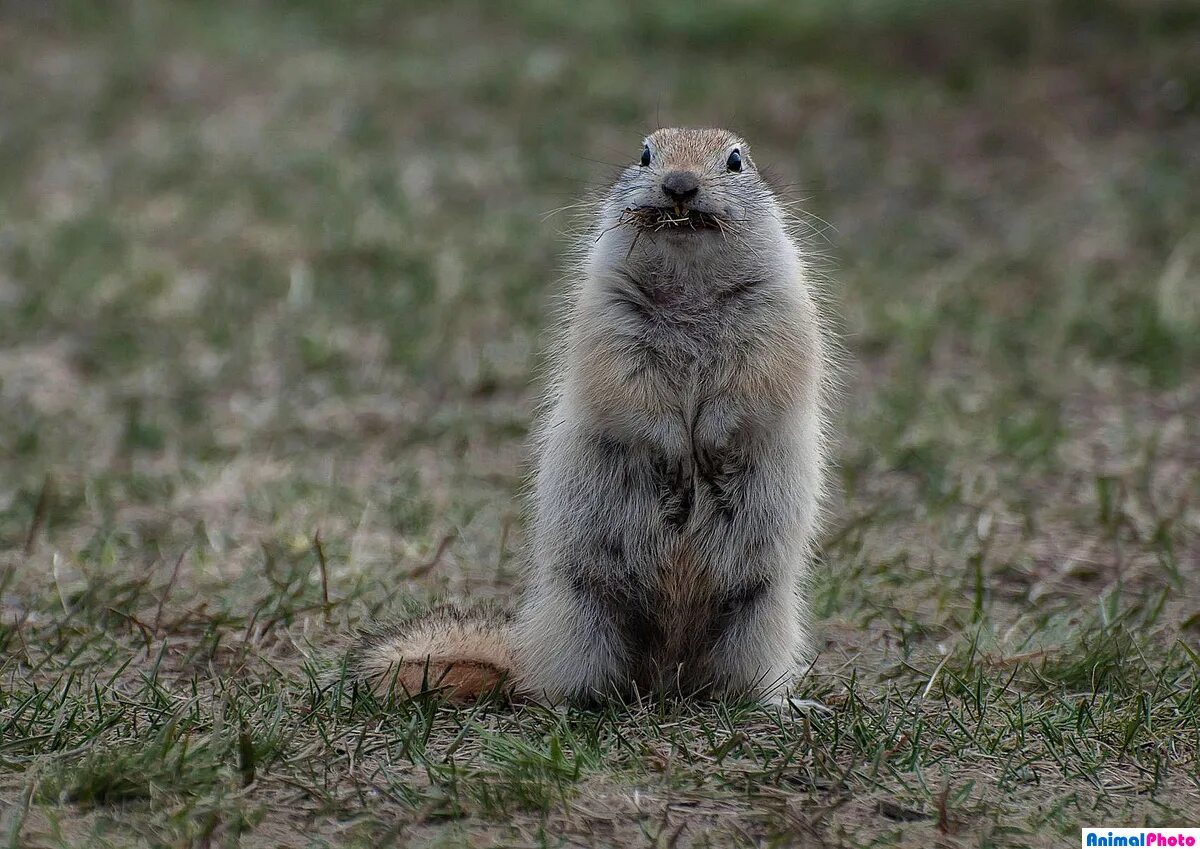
[640,145,651,167]
[726,149,743,172]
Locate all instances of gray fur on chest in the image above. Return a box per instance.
[605,270,769,388]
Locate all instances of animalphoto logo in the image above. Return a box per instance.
[1082,829,1200,848]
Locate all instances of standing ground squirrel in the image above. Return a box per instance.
[353,127,831,705]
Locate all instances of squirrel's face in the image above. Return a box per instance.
[608,127,771,243]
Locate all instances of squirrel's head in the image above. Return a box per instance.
[605,127,775,246]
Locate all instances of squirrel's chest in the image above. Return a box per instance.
[635,316,734,388]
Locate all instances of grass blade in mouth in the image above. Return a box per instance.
[623,206,724,232]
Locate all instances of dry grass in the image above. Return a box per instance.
[1,1,1198,846]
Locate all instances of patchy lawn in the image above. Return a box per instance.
[1,1,1198,846]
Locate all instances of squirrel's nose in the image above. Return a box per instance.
[662,170,700,203]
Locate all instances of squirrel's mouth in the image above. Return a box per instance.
[623,206,725,233]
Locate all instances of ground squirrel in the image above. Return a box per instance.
[353,127,831,705]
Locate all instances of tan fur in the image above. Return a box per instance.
[656,542,713,676]
[352,606,516,701]
[647,127,738,172]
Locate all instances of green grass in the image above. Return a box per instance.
[2,0,1198,846]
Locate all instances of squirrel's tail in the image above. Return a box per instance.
[351,604,519,702]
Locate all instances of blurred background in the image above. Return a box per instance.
[2,1,1199,842]
[2,0,1198,641]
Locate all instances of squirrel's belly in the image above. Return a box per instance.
[625,538,723,691]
